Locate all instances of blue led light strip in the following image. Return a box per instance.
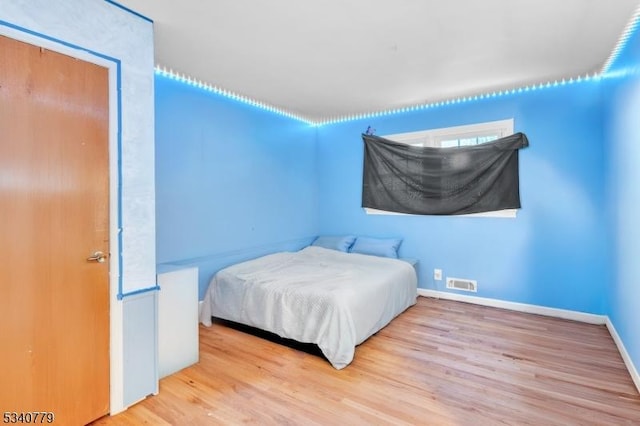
[155,66,316,125]
[156,65,600,127]
[317,73,602,126]
[601,3,640,75]
[155,3,640,127]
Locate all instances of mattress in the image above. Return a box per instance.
[199,246,417,369]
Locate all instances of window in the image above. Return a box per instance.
[382,119,514,148]
[365,119,518,218]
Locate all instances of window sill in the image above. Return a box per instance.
[364,208,517,218]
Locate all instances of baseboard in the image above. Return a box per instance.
[418,289,640,394]
[417,289,606,325]
[606,317,640,394]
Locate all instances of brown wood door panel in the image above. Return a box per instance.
[0,35,110,425]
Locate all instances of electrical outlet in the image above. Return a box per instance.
[434,268,442,281]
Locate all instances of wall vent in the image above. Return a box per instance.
[446,277,477,292]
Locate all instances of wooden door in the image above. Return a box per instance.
[0,35,110,425]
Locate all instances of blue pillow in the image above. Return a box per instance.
[311,235,356,252]
[350,237,403,258]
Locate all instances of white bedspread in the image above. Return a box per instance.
[199,246,417,369]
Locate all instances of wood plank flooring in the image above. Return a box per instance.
[93,297,640,425]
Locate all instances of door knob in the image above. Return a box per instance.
[87,251,107,263]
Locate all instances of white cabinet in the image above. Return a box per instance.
[157,265,199,378]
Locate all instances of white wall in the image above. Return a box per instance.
[1,0,156,413]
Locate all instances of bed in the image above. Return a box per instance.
[199,245,417,369]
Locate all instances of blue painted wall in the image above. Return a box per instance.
[316,83,609,315]
[155,37,639,382]
[155,66,616,318]
[155,75,318,298]
[603,25,640,382]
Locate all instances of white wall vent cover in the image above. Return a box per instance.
[446,277,477,292]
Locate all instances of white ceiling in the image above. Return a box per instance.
[118,0,639,123]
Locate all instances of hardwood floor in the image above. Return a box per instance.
[93,297,640,425]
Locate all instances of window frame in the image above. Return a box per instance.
[365,118,518,218]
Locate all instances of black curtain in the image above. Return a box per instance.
[362,132,529,215]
